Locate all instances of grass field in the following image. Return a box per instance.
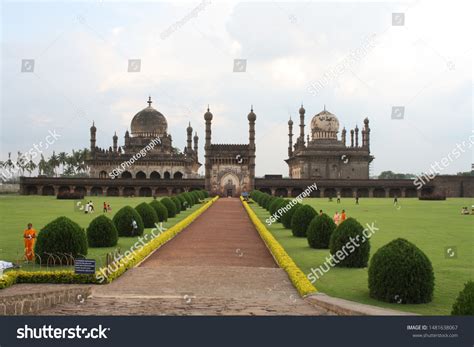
[251,197,473,315]
[0,195,202,271]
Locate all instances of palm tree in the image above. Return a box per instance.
[48,151,60,177]
[58,152,68,175]
[25,156,37,177]
[16,151,27,177]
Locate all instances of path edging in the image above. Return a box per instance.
[306,293,418,316]
[241,197,317,297]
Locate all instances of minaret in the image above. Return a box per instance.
[341,127,347,146]
[204,106,213,192]
[364,117,370,150]
[186,122,193,152]
[299,104,305,147]
[248,106,257,191]
[350,129,354,147]
[193,131,199,157]
[124,130,130,147]
[288,117,294,157]
[355,125,359,147]
[113,131,118,152]
[90,121,96,152]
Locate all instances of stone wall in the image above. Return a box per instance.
[0,184,19,194]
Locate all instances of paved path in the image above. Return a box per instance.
[41,198,329,315]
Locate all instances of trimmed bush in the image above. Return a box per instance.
[291,205,317,237]
[273,199,289,223]
[281,203,302,229]
[190,191,200,204]
[135,202,158,228]
[329,218,370,268]
[201,190,209,198]
[161,197,177,218]
[261,195,273,210]
[182,192,194,208]
[176,194,187,210]
[35,217,88,264]
[368,238,434,304]
[149,200,168,222]
[112,206,144,237]
[307,213,336,249]
[171,196,182,213]
[451,281,474,315]
[87,215,118,247]
[269,198,285,216]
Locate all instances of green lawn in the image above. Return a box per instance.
[0,195,202,271]
[251,197,474,315]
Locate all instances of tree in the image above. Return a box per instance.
[48,151,60,177]
[58,152,68,175]
[25,156,37,176]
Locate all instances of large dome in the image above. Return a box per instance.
[130,97,168,137]
[311,109,339,140]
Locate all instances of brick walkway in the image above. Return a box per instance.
[41,198,329,315]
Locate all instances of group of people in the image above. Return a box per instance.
[103,202,112,213]
[460,206,473,215]
[332,210,347,226]
[84,201,95,214]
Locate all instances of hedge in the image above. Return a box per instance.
[112,206,144,237]
[291,205,317,237]
[307,213,336,249]
[161,197,177,218]
[149,200,168,222]
[329,218,370,268]
[87,215,118,247]
[135,202,159,228]
[451,281,474,315]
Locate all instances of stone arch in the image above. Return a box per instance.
[291,188,304,197]
[155,187,168,196]
[172,187,183,194]
[357,188,369,197]
[164,171,171,180]
[150,171,161,180]
[405,187,417,197]
[42,186,55,196]
[324,188,336,198]
[123,187,136,197]
[74,186,86,196]
[99,170,107,178]
[373,188,386,198]
[275,188,288,197]
[26,186,38,195]
[219,172,240,197]
[173,171,183,180]
[107,187,119,196]
[260,187,272,195]
[90,186,103,196]
[121,171,132,179]
[309,189,320,198]
[421,187,433,196]
[139,187,152,197]
[389,188,401,198]
[341,188,353,198]
[58,186,70,195]
[136,171,146,179]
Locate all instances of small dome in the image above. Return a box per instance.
[248,106,256,121]
[130,97,168,137]
[204,106,213,121]
[364,117,369,125]
[187,122,193,133]
[90,121,96,131]
[299,104,305,114]
[311,109,340,140]
[288,118,293,126]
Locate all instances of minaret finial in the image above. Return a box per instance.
[207,104,210,112]
[251,104,253,112]
[147,96,152,107]
[324,104,326,111]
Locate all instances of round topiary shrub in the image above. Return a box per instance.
[161,197,177,218]
[201,190,209,198]
[190,191,200,204]
[291,205,317,237]
[273,199,289,223]
[87,215,118,247]
[177,194,188,210]
[451,281,474,315]
[35,217,88,264]
[281,203,302,229]
[329,218,370,268]
[182,192,194,207]
[112,206,144,237]
[149,200,168,222]
[307,213,336,249]
[269,198,284,216]
[135,202,158,228]
[261,195,272,209]
[368,238,434,304]
[171,196,182,213]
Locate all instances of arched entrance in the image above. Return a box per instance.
[219,172,239,197]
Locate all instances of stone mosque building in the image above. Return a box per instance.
[86,97,201,181]
[19,98,473,198]
[286,105,373,180]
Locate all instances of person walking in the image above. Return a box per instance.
[23,223,36,262]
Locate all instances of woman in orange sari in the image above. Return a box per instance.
[23,223,36,262]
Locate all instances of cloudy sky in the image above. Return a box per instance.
[1,0,472,176]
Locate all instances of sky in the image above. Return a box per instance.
[1,0,472,177]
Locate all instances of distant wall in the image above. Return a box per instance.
[0,184,20,194]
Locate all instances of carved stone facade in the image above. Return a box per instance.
[286,106,373,179]
[204,107,256,197]
[86,97,201,180]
